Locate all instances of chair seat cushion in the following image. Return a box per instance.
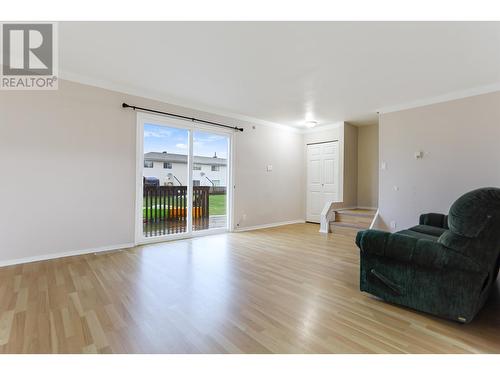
[408,224,447,238]
[397,229,440,241]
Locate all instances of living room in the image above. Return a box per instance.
[1,2,499,373]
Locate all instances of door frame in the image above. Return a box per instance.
[135,111,234,245]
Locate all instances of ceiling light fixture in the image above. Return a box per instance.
[305,121,318,128]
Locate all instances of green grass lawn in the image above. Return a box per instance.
[208,194,226,215]
[143,194,226,218]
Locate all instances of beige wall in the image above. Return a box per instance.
[0,80,304,263]
[357,124,379,208]
[378,91,500,231]
[233,122,304,229]
[342,123,358,208]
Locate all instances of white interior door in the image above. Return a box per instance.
[306,141,339,223]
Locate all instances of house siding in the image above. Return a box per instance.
[143,160,227,186]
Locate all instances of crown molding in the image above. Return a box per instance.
[59,69,303,134]
[376,82,500,115]
[302,121,344,134]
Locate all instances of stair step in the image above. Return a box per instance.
[335,213,374,227]
[336,209,376,218]
[330,208,377,236]
[331,222,368,230]
[330,222,366,236]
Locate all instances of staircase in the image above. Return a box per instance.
[330,208,377,236]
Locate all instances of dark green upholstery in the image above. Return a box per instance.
[408,224,447,238]
[419,213,449,229]
[356,187,500,323]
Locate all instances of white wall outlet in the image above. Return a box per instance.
[393,185,399,191]
[414,151,423,159]
[390,221,397,229]
[266,165,273,172]
[381,161,387,170]
[242,213,247,220]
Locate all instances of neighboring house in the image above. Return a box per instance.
[143,151,227,186]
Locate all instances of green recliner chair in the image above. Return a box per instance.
[356,187,500,323]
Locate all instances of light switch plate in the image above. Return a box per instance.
[267,165,273,172]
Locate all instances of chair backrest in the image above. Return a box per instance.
[438,187,500,269]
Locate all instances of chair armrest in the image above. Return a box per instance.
[356,229,482,273]
[419,213,448,228]
[356,229,390,256]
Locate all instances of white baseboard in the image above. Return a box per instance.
[0,242,135,268]
[0,219,310,266]
[234,219,306,232]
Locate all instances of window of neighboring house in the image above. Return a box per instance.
[144,160,153,168]
[212,180,220,186]
[193,180,201,186]
[163,162,172,169]
[211,165,220,172]
[193,164,202,170]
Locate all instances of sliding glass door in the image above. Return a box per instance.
[192,130,229,232]
[136,113,232,243]
[141,122,189,237]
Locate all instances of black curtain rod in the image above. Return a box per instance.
[122,103,244,132]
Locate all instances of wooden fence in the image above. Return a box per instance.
[143,186,210,225]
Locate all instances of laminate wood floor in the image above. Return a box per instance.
[0,223,499,353]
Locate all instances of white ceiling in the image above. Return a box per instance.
[59,22,500,129]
